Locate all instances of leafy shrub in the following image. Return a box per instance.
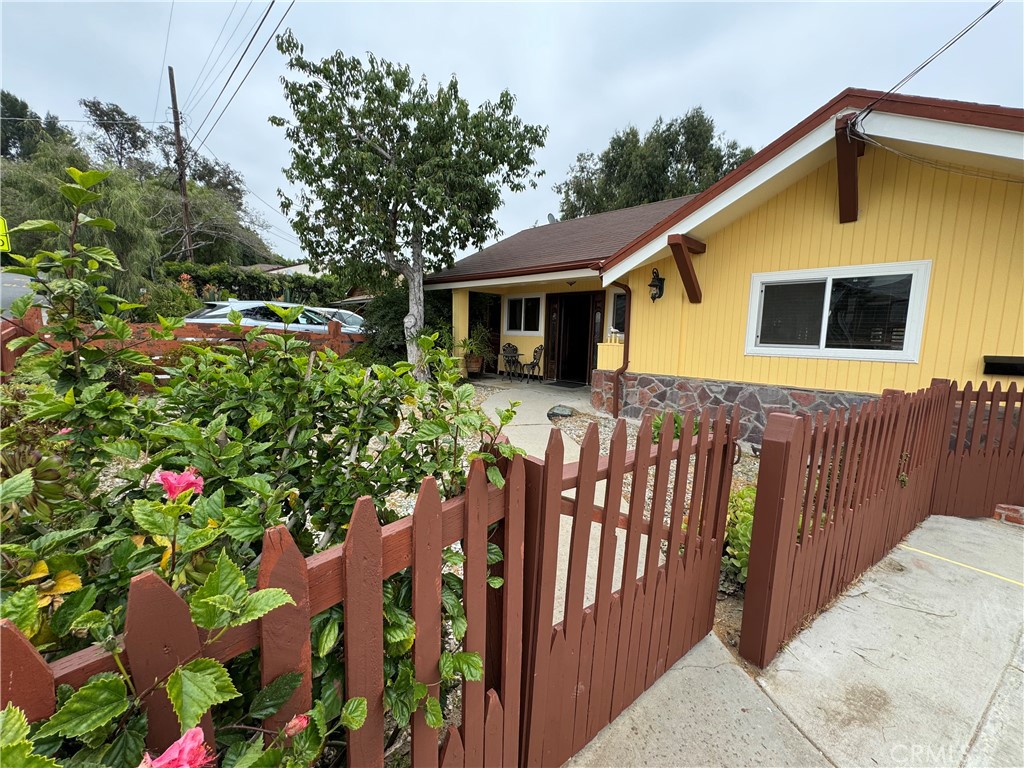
[651,411,701,443]
[134,281,203,322]
[723,486,756,584]
[163,260,350,306]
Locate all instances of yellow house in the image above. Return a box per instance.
[427,89,1024,444]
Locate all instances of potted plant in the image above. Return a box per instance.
[458,323,496,376]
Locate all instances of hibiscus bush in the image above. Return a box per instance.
[0,169,523,766]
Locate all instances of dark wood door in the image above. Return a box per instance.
[544,292,605,384]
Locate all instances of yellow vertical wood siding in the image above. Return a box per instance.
[624,147,1023,393]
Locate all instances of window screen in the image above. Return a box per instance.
[507,298,523,331]
[826,274,912,351]
[758,281,826,346]
[523,297,541,332]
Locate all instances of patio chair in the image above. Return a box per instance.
[501,343,522,381]
[523,344,544,382]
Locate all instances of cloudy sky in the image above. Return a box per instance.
[2,1,1022,263]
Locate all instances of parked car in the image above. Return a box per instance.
[184,301,335,333]
[309,306,364,332]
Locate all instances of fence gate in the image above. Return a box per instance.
[518,406,739,766]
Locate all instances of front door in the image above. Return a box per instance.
[544,292,605,384]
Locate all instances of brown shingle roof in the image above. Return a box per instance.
[426,195,697,284]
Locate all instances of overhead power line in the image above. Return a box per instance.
[853,0,1004,127]
[187,0,296,157]
[151,0,176,124]
[185,0,277,148]
[0,116,174,125]
[182,2,261,115]
[181,0,242,111]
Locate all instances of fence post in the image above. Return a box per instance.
[0,619,55,722]
[738,413,807,668]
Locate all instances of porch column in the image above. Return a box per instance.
[452,288,470,375]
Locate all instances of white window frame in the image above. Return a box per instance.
[505,293,544,336]
[744,260,932,363]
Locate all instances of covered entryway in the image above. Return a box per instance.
[544,291,605,384]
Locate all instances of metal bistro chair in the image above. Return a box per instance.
[501,343,522,381]
[522,344,544,382]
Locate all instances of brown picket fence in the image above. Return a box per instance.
[520,406,739,766]
[0,461,525,767]
[739,379,1023,668]
[930,380,1024,519]
[0,406,739,767]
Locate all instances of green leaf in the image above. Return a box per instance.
[413,421,447,442]
[179,527,222,555]
[189,551,247,629]
[35,674,128,739]
[10,219,60,233]
[116,349,152,367]
[101,440,140,460]
[0,741,61,767]
[103,714,146,768]
[59,184,102,208]
[234,476,272,498]
[165,658,240,731]
[97,314,131,342]
[341,697,367,731]
[233,589,293,627]
[50,585,98,636]
[487,576,504,589]
[130,500,176,538]
[66,167,112,189]
[317,618,340,657]
[486,465,505,489]
[9,293,33,319]
[440,651,483,682]
[0,469,34,505]
[77,215,117,231]
[0,704,29,746]
[486,542,503,565]
[0,587,38,635]
[221,508,263,542]
[265,303,303,324]
[248,671,303,721]
[69,610,107,633]
[423,696,444,729]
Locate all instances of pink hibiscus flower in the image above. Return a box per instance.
[283,713,310,737]
[157,467,204,501]
[138,727,213,768]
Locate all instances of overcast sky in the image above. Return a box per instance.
[2,1,1022,263]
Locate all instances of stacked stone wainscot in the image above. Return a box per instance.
[591,369,875,447]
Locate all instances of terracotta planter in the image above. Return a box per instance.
[465,355,483,375]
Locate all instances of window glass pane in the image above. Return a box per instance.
[826,274,912,350]
[611,294,627,331]
[523,297,541,332]
[758,281,826,346]
[507,298,523,331]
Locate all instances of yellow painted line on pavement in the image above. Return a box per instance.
[898,544,1024,587]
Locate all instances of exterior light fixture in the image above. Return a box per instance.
[648,268,665,302]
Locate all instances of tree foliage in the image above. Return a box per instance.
[78,98,152,170]
[271,30,547,369]
[554,107,755,219]
[0,90,73,159]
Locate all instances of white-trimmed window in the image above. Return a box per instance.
[745,261,931,363]
[506,295,542,335]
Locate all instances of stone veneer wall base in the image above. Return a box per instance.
[591,370,875,447]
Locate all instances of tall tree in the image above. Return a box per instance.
[1,90,71,159]
[79,98,152,169]
[555,108,755,219]
[271,31,547,371]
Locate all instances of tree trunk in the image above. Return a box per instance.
[403,243,427,379]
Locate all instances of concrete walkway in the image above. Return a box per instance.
[476,379,1024,767]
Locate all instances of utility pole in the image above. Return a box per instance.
[167,66,194,262]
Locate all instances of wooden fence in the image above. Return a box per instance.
[0,406,740,767]
[520,406,739,766]
[0,310,363,380]
[738,384,949,668]
[739,379,1023,668]
[930,381,1024,518]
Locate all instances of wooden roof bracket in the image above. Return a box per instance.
[836,114,865,223]
[667,234,705,303]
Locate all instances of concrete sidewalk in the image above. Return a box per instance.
[567,516,1023,768]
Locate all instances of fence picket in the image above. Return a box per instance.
[462,463,489,766]
[440,726,465,768]
[0,619,55,722]
[343,498,385,768]
[586,419,628,739]
[412,478,443,768]
[484,689,504,768]
[501,457,525,768]
[257,526,312,737]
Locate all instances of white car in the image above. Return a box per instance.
[309,307,364,333]
[184,301,335,334]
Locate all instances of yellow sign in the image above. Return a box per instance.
[0,216,9,252]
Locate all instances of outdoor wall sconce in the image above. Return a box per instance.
[648,268,666,302]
